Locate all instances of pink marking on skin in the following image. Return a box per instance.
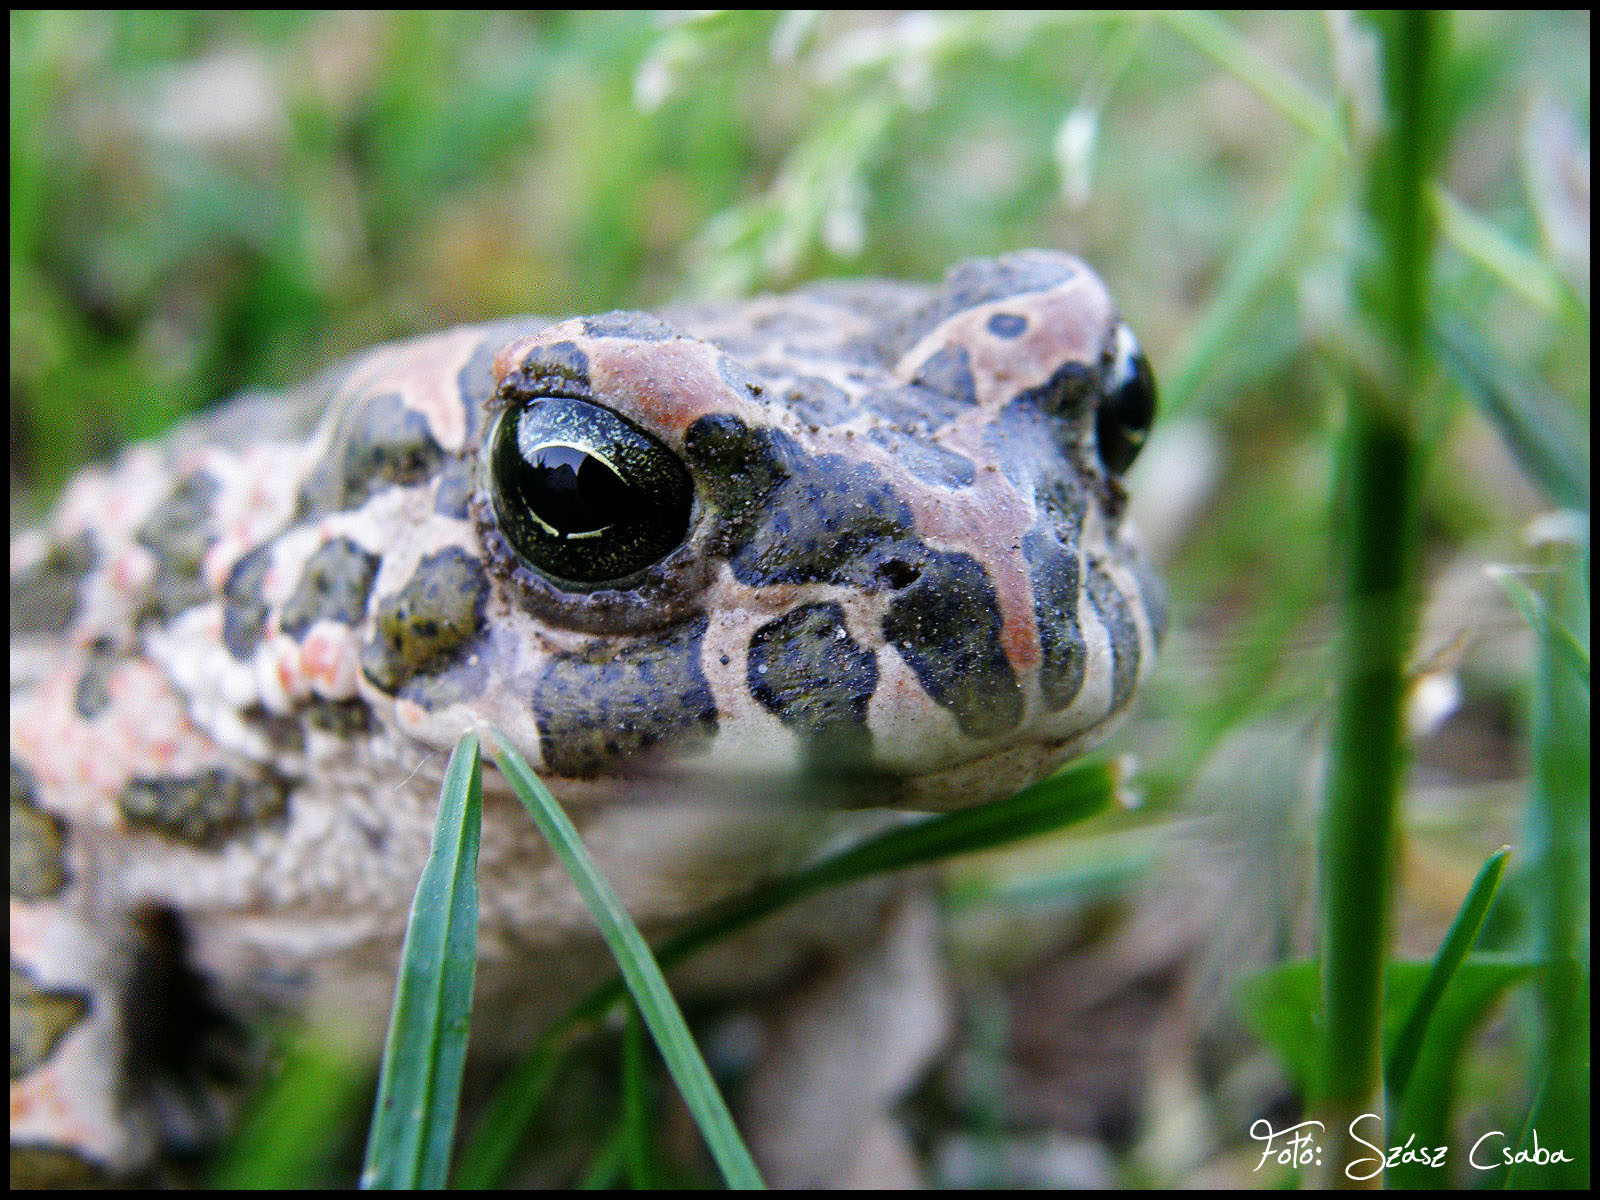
[203,535,249,592]
[893,274,1113,412]
[10,1066,82,1139]
[898,457,1042,675]
[393,697,429,736]
[381,327,484,453]
[107,545,157,596]
[590,338,751,438]
[251,633,308,712]
[12,657,222,817]
[492,326,572,385]
[301,623,360,699]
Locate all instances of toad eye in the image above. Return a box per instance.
[1096,323,1157,474]
[488,397,692,588]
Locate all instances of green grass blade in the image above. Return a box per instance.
[1238,954,1534,1177]
[1490,564,1591,689]
[209,1024,371,1188]
[1382,956,1536,1189]
[447,1026,572,1189]
[488,731,766,1190]
[1384,845,1511,1108]
[361,733,483,1189]
[1316,12,1450,1183]
[1160,136,1343,417]
[577,1124,626,1189]
[1158,10,1336,142]
[620,1001,657,1189]
[1433,315,1590,510]
[1519,540,1591,1187]
[454,755,1121,1185]
[569,757,1123,1028]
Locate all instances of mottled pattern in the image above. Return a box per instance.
[748,602,878,758]
[221,544,275,661]
[279,538,381,638]
[9,250,1162,1178]
[134,473,220,620]
[71,641,120,721]
[10,968,90,1080]
[884,552,1024,739]
[360,548,489,693]
[11,765,68,900]
[1024,529,1088,713]
[8,533,94,637]
[1085,556,1143,716]
[533,615,718,777]
[298,391,446,517]
[116,768,289,847]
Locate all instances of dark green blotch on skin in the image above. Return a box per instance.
[983,397,1089,491]
[116,768,289,847]
[72,639,121,721]
[1086,559,1141,714]
[866,428,975,489]
[9,532,94,637]
[534,615,718,778]
[240,704,305,756]
[883,551,1023,739]
[1022,530,1087,712]
[222,544,274,660]
[729,455,917,586]
[396,647,490,712]
[1034,472,1089,540]
[298,392,446,516]
[504,340,591,402]
[582,311,679,341]
[682,414,791,526]
[11,763,67,900]
[910,345,978,405]
[684,416,924,590]
[748,603,877,762]
[279,537,380,638]
[359,547,488,693]
[135,473,220,623]
[304,698,374,736]
[10,966,90,1080]
[1011,360,1098,420]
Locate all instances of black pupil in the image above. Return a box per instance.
[488,397,693,588]
[524,442,633,536]
[1097,352,1156,475]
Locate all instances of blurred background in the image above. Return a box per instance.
[10,11,1589,1188]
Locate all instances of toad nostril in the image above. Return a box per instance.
[876,559,920,589]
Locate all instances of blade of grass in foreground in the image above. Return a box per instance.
[1317,12,1448,1183]
[362,733,483,1189]
[573,755,1126,1028]
[1384,845,1510,1109]
[453,754,1123,1187]
[489,731,766,1190]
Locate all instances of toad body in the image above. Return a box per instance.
[11,251,1162,1184]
